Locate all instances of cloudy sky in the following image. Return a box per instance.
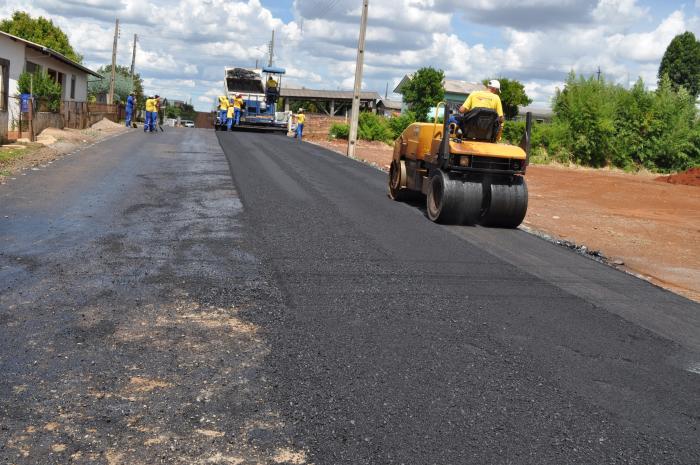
[3,0,699,110]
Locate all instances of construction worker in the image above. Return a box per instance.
[459,80,504,122]
[125,92,135,128]
[232,94,244,126]
[295,108,305,141]
[144,95,157,132]
[217,95,229,127]
[153,95,161,131]
[266,76,277,90]
[459,79,504,140]
[226,99,235,131]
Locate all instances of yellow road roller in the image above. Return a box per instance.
[389,106,532,228]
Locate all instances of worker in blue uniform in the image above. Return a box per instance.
[125,93,135,128]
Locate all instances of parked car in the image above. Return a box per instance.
[182,120,195,128]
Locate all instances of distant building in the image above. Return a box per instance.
[376,98,402,117]
[0,30,100,140]
[516,105,553,123]
[280,88,381,115]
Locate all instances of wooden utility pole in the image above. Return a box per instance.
[268,30,275,67]
[108,18,119,105]
[347,0,368,158]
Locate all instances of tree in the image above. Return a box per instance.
[483,77,532,119]
[18,71,62,111]
[88,65,144,108]
[658,31,700,98]
[401,67,445,122]
[0,11,82,63]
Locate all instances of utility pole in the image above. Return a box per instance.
[596,66,601,82]
[108,18,119,105]
[268,30,275,67]
[384,82,388,100]
[130,33,138,78]
[347,0,368,158]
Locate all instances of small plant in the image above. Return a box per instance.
[329,122,349,139]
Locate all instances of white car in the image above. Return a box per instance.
[182,120,195,128]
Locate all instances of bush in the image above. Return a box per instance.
[502,121,525,145]
[358,112,393,142]
[329,122,349,139]
[387,111,416,139]
[17,71,62,112]
[545,72,700,171]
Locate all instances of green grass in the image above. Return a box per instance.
[0,143,40,166]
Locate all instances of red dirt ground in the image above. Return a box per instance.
[310,138,700,302]
[656,167,700,186]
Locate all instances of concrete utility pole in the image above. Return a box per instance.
[268,30,275,67]
[130,33,138,78]
[347,0,368,158]
[108,18,119,105]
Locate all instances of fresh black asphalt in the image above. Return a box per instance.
[1,128,698,464]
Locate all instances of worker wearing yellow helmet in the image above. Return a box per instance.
[232,94,244,127]
[217,96,229,128]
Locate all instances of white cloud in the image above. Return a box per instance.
[1,0,697,110]
[606,11,687,62]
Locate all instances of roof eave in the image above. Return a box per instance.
[1,30,100,77]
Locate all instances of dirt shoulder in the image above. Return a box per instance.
[309,138,700,303]
[0,121,127,184]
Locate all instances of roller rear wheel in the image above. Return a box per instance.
[479,177,528,228]
[427,170,482,225]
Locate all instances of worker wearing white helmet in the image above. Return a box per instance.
[459,79,504,123]
[294,108,305,141]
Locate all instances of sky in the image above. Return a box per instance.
[3,0,699,111]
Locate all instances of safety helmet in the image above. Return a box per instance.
[488,80,501,92]
[298,108,304,112]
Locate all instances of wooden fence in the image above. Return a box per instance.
[61,101,123,129]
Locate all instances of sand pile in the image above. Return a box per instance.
[36,127,89,145]
[91,118,123,130]
[656,167,700,187]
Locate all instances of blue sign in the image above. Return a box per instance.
[20,93,31,113]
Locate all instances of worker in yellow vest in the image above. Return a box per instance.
[217,96,229,128]
[226,99,235,131]
[144,96,157,133]
[294,108,305,141]
[232,94,244,127]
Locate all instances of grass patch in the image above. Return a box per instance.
[0,143,41,166]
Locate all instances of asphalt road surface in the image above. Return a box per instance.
[1,128,699,464]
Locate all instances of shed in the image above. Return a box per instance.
[280,88,381,115]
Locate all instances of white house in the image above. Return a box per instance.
[0,30,100,141]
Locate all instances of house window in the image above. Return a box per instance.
[0,58,9,111]
[70,74,76,99]
[25,61,41,74]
